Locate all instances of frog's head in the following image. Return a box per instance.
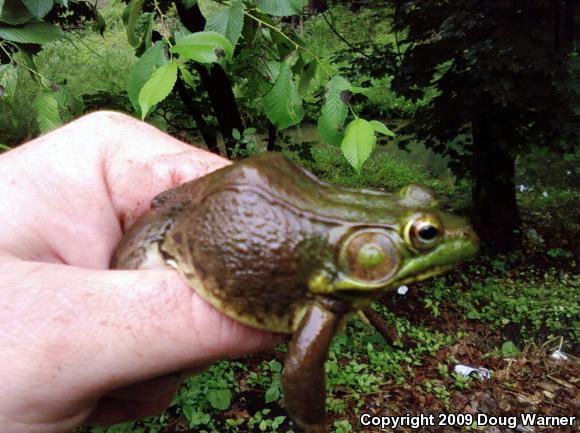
[306,184,479,303]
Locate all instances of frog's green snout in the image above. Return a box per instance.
[451,222,479,245]
[447,221,480,259]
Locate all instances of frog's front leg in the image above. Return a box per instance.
[282,301,349,433]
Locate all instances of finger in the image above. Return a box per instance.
[0,259,279,423]
[85,386,178,425]
[0,111,230,268]
[105,369,199,402]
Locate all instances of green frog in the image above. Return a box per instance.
[111,152,479,433]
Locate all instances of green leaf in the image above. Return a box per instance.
[0,143,12,151]
[205,0,244,48]
[171,31,233,64]
[138,61,178,119]
[180,0,197,9]
[134,11,154,55]
[255,0,307,16]
[341,118,375,173]
[241,59,280,99]
[205,388,231,410]
[0,63,18,99]
[127,41,167,110]
[0,21,63,44]
[265,381,280,403]
[269,360,282,373]
[263,61,304,129]
[33,91,61,133]
[351,86,372,96]
[53,86,83,116]
[501,341,520,358]
[317,75,351,146]
[21,0,53,19]
[298,60,317,95]
[126,0,144,47]
[17,48,39,81]
[92,7,106,35]
[369,120,395,137]
[0,0,33,24]
[179,64,195,88]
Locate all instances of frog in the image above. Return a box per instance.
[111,152,479,433]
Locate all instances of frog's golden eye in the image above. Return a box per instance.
[339,230,400,283]
[405,216,443,250]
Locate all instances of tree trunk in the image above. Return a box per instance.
[194,64,244,157]
[175,3,243,158]
[267,123,277,151]
[174,78,218,152]
[471,113,522,252]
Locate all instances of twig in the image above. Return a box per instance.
[244,10,332,76]
[320,9,372,59]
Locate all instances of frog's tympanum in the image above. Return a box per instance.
[112,152,479,433]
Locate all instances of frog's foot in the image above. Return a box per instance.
[282,301,348,433]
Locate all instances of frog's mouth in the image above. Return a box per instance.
[330,260,466,309]
[392,236,479,287]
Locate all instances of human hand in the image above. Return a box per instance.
[0,112,279,433]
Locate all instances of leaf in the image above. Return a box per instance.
[126,0,144,47]
[92,7,106,36]
[241,58,279,99]
[179,65,195,88]
[21,0,53,19]
[53,86,83,116]
[205,0,244,48]
[269,360,282,373]
[265,381,280,403]
[0,63,17,99]
[138,61,178,119]
[0,143,12,151]
[369,120,395,137]
[0,21,63,44]
[263,61,304,129]
[33,91,61,133]
[255,0,307,16]
[351,86,372,96]
[0,0,33,24]
[127,41,167,110]
[298,60,317,95]
[317,75,351,146]
[205,388,231,410]
[180,0,197,9]
[171,31,233,64]
[341,118,376,173]
[17,48,40,82]
[134,11,154,55]
[501,341,520,358]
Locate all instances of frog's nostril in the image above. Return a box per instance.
[465,225,480,244]
[449,225,478,243]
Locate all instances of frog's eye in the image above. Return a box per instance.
[405,216,443,250]
[340,230,400,283]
